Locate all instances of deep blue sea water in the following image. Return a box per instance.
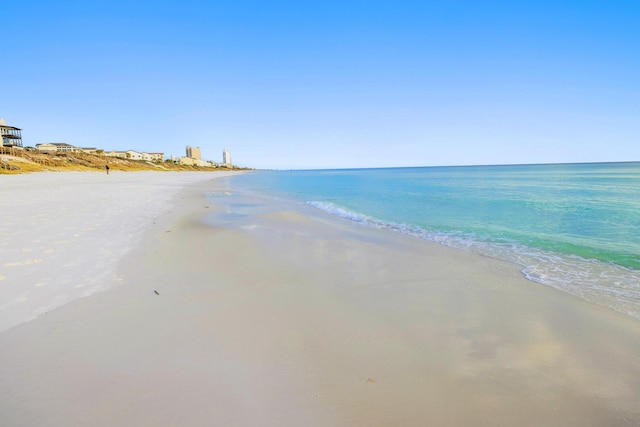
[226,163,640,319]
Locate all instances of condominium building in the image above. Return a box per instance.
[104,150,163,162]
[186,145,201,160]
[223,149,232,166]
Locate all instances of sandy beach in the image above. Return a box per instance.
[1,172,639,426]
[0,171,241,333]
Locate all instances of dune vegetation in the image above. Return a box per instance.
[0,147,241,174]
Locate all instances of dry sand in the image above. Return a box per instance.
[0,171,240,333]
[1,173,639,426]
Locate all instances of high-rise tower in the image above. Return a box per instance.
[223,149,232,166]
[186,145,201,160]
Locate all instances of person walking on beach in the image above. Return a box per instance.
[105,164,110,175]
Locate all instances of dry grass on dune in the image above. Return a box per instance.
[0,148,238,174]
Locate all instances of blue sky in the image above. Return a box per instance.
[3,0,639,169]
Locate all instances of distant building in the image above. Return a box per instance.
[178,156,215,167]
[186,146,201,160]
[104,150,162,161]
[36,143,75,153]
[37,143,98,154]
[148,152,164,162]
[223,149,232,166]
[36,143,58,153]
[0,118,23,148]
[105,150,127,158]
[125,150,144,160]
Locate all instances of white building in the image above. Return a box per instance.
[36,143,75,153]
[105,150,163,161]
[223,149,232,166]
[105,151,127,158]
[148,152,164,162]
[179,156,214,167]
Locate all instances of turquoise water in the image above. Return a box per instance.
[227,163,640,319]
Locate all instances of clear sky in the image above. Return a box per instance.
[3,0,639,169]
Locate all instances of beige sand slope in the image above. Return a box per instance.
[1,174,639,426]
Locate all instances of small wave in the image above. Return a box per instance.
[306,201,375,224]
[307,201,640,320]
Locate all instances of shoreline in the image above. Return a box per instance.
[1,174,639,425]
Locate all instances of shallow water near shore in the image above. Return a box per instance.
[202,176,640,425]
[226,163,640,320]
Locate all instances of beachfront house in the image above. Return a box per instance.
[125,150,143,160]
[105,150,141,160]
[36,143,76,153]
[106,151,125,158]
[178,156,215,167]
[36,143,99,154]
[148,152,164,162]
[0,118,23,148]
[105,150,163,161]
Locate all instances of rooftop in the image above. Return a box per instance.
[0,118,21,131]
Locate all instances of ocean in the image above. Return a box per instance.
[224,162,640,320]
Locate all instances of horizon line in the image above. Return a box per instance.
[258,159,640,172]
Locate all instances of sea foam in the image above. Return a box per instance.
[307,200,640,320]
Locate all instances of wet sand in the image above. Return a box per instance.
[1,174,639,426]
